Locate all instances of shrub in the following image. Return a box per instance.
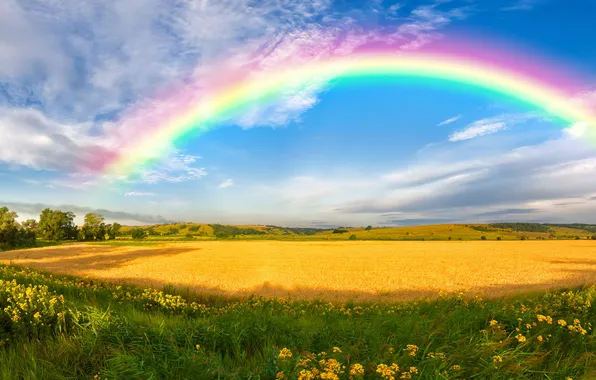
[448,236,452,240]
[592,235,596,240]
[333,229,349,234]
[497,236,502,241]
[365,226,372,231]
[520,236,526,241]
[481,236,487,240]
[131,228,146,240]
[349,234,357,240]
[188,226,200,232]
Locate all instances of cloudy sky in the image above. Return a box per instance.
[1,0,596,227]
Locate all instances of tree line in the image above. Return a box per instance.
[0,206,122,250]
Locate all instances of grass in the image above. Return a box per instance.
[1,263,596,379]
[4,240,596,303]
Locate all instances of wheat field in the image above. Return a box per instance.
[3,240,596,302]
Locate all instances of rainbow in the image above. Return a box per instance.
[101,44,596,177]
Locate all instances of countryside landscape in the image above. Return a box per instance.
[2,206,596,378]
[2,0,596,379]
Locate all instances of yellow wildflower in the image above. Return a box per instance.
[515,334,526,343]
[558,319,567,327]
[405,344,418,357]
[493,355,503,363]
[349,363,364,376]
[332,346,342,353]
[537,335,544,343]
[278,348,292,359]
[298,370,315,380]
[276,372,285,379]
[489,319,498,327]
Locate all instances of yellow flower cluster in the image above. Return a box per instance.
[536,314,553,324]
[405,344,418,357]
[278,348,293,359]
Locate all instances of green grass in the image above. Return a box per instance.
[1,264,596,379]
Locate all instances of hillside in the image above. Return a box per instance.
[118,222,596,241]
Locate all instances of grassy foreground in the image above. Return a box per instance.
[1,264,596,379]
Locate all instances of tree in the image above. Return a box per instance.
[37,208,78,241]
[107,222,121,240]
[81,213,107,241]
[131,228,146,240]
[365,225,372,231]
[349,234,357,240]
[0,207,36,249]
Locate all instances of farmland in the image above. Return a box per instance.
[3,240,596,302]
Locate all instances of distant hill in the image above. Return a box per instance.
[117,222,596,241]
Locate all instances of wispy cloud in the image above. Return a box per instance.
[502,0,541,11]
[449,119,507,142]
[124,192,156,197]
[437,114,461,126]
[447,113,539,142]
[219,179,234,189]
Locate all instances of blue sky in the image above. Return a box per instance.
[1,0,596,227]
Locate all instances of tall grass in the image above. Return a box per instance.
[0,263,595,379]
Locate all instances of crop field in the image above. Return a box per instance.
[3,240,596,302]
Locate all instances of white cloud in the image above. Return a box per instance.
[502,0,541,11]
[219,179,234,189]
[437,114,461,126]
[447,113,539,142]
[139,153,207,184]
[124,192,156,197]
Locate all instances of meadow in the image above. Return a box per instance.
[0,261,595,379]
[3,240,596,302]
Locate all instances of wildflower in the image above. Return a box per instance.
[405,344,418,356]
[493,355,503,363]
[276,372,285,379]
[332,347,342,353]
[515,334,526,343]
[558,319,567,327]
[536,314,553,324]
[298,370,315,380]
[349,363,364,376]
[278,348,292,359]
[195,344,200,350]
[450,365,461,371]
[489,319,498,326]
[537,335,544,343]
[409,367,419,374]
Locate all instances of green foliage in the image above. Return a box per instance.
[107,222,121,240]
[210,224,265,237]
[365,225,372,231]
[0,264,596,378]
[0,207,36,250]
[489,223,552,233]
[592,235,596,240]
[349,234,357,240]
[188,226,200,232]
[81,213,107,241]
[332,229,349,234]
[131,228,146,240]
[37,208,78,241]
[481,235,487,240]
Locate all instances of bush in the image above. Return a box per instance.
[185,234,194,239]
[575,236,581,240]
[520,236,526,241]
[592,235,596,240]
[188,226,200,232]
[497,236,502,241]
[131,228,146,240]
[349,234,357,240]
[365,226,372,231]
[481,236,487,240]
[333,229,349,234]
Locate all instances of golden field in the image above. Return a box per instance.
[3,240,596,302]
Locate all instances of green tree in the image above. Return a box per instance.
[131,228,146,240]
[365,225,372,231]
[107,222,121,240]
[81,213,107,241]
[349,234,357,240]
[38,208,77,241]
[0,207,36,249]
